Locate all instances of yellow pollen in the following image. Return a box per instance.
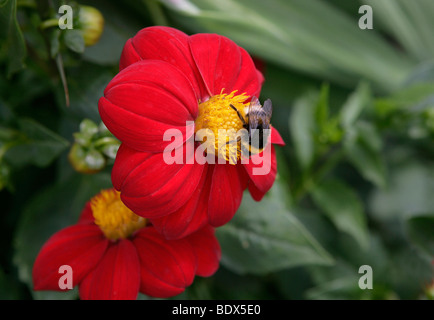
[91,189,147,241]
[195,90,249,164]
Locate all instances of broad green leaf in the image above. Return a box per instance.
[289,92,317,170]
[375,82,434,117]
[369,154,434,221]
[63,29,85,53]
[162,0,415,93]
[344,121,386,188]
[311,179,369,249]
[406,215,434,259]
[216,179,334,275]
[4,119,69,168]
[0,0,27,76]
[13,172,112,299]
[340,82,371,129]
[363,0,434,61]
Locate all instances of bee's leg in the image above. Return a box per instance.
[229,104,247,126]
[219,136,243,161]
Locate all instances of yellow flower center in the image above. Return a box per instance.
[91,189,147,241]
[194,90,249,164]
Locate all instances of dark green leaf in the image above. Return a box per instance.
[340,82,371,129]
[369,152,434,221]
[289,92,317,170]
[4,119,69,168]
[0,0,27,76]
[406,215,434,258]
[311,179,369,249]
[63,29,85,54]
[344,121,386,188]
[216,179,333,275]
[162,0,414,93]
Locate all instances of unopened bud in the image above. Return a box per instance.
[78,5,104,47]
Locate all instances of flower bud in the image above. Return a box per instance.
[68,143,106,174]
[78,5,104,47]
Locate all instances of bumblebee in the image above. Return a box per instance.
[229,96,273,156]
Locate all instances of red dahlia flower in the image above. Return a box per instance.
[32,188,221,300]
[99,26,285,240]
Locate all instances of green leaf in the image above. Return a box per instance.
[363,0,434,61]
[162,0,415,92]
[344,121,386,188]
[314,83,330,129]
[375,82,434,116]
[0,0,27,76]
[340,82,371,129]
[311,179,369,249]
[216,179,334,275]
[406,215,434,259]
[369,152,434,221]
[63,29,85,54]
[289,92,317,170]
[13,172,112,299]
[4,118,69,168]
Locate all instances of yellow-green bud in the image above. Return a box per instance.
[68,143,106,174]
[78,5,104,47]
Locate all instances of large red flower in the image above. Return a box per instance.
[99,26,285,240]
[32,189,221,300]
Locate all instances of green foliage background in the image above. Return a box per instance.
[1,0,433,300]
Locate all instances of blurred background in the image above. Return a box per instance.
[0,0,433,300]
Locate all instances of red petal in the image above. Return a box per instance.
[186,226,221,277]
[248,180,266,201]
[120,26,207,99]
[150,164,211,240]
[32,225,108,291]
[99,60,197,153]
[119,38,141,71]
[119,152,205,218]
[207,164,244,227]
[231,47,262,98]
[189,34,261,98]
[111,143,152,191]
[79,240,140,300]
[244,144,277,197]
[133,228,196,297]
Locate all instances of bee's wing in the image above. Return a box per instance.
[262,99,272,120]
[247,96,260,129]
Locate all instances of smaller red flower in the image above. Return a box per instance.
[32,188,221,300]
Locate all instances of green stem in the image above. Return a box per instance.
[144,0,169,26]
[40,18,59,30]
[55,54,70,107]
